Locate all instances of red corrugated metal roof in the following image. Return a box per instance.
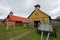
[5,15,28,21]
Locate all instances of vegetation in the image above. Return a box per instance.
[20,30,40,40]
[20,29,60,40]
[0,24,60,40]
[0,24,33,40]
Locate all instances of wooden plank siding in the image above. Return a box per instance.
[28,5,51,28]
[28,18,50,28]
[28,9,50,19]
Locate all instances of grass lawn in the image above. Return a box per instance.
[20,28,60,40]
[20,30,40,40]
[0,24,33,40]
[0,24,60,40]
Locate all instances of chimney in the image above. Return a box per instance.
[9,11,13,16]
[34,4,40,9]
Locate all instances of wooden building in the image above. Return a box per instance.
[28,4,51,28]
[5,11,28,30]
[51,19,60,28]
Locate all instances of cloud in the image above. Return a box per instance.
[0,16,4,19]
[0,3,12,19]
[0,0,60,19]
[0,3,11,10]
[50,0,60,6]
[50,7,60,13]
[0,3,12,16]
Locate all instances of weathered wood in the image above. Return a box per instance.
[38,24,53,32]
[28,5,51,28]
[29,18,50,28]
[14,21,16,29]
[41,31,43,40]
[6,21,9,30]
[46,32,50,40]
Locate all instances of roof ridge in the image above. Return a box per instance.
[12,15,27,19]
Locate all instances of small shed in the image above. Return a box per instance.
[28,4,51,28]
[51,19,60,28]
[5,11,28,30]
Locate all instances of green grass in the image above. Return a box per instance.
[0,24,60,40]
[20,30,40,40]
[20,29,60,40]
[0,24,33,40]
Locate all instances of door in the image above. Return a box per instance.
[34,21,40,27]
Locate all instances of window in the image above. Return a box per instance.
[35,13,39,16]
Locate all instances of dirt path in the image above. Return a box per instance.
[7,30,33,40]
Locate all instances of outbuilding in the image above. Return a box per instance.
[5,11,28,30]
[28,4,51,28]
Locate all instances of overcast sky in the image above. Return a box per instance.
[0,0,60,19]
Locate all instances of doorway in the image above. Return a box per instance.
[34,21,40,27]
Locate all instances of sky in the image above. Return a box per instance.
[0,0,60,19]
